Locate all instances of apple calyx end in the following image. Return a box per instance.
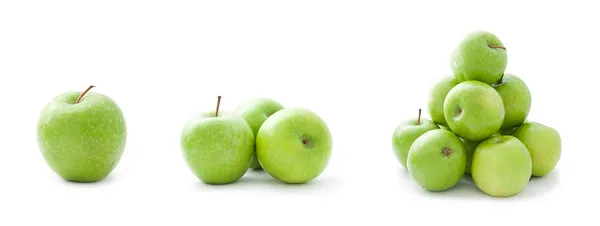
[301,136,312,148]
[442,148,452,157]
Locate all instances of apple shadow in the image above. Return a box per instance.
[399,168,561,200]
[194,169,338,192]
[515,169,561,199]
[419,175,486,200]
[58,173,119,187]
[398,169,487,200]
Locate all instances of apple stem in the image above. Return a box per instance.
[215,96,222,117]
[417,109,422,125]
[488,45,506,50]
[74,85,95,104]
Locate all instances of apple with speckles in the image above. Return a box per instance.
[451,30,508,84]
[472,135,532,197]
[444,81,505,141]
[37,86,127,182]
[407,129,466,191]
[492,74,532,130]
[513,122,561,177]
[235,98,284,170]
[392,109,439,168]
[181,96,255,185]
[256,108,333,184]
[428,75,459,126]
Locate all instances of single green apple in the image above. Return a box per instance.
[407,129,466,191]
[392,109,439,168]
[492,74,532,130]
[460,138,480,174]
[451,31,507,84]
[181,96,255,185]
[428,76,459,126]
[236,98,284,170]
[37,86,127,182]
[513,122,561,177]
[444,81,505,141]
[472,135,532,197]
[256,108,332,184]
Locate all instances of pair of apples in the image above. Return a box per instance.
[392,31,562,197]
[180,96,333,184]
[37,86,333,184]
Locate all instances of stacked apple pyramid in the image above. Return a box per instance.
[392,31,562,197]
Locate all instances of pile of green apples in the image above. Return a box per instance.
[180,96,333,185]
[392,31,562,197]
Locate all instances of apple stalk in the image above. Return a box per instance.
[75,85,95,104]
[488,45,506,50]
[215,96,222,117]
[417,109,422,125]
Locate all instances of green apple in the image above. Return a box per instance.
[428,76,459,126]
[513,122,561,177]
[460,138,480,174]
[472,135,532,197]
[451,31,507,84]
[256,108,332,184]
[392,109,439,168]
[444,81,505,141]
[37,86,127,182]
[493,74,532,130]
[407,129,466,191]
[181,96,254,184]
[236,98,284,170]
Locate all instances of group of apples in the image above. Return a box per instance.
[392,31,562,197]
[37,87,333,185]
[181,96,333,185]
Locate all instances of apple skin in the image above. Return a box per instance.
[256,108,332,184]
[444,81,505,141]
[513,122,561,177]
[460,138,480,174]
[181,111,254,184]
[236,98,284,169]
[407,129,466,191]
[37,91,127,182]
[472,135,532,197]
[451,31,507,84]
[428,76,459,126]
[392,118,439,168]
[493,74,532,130]
[450,49,465,82]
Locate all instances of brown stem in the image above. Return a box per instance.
[488,45,506,50]
[215,96,222,117]
[417,109,422,125]
[74,85,95,104]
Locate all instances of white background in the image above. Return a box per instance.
[1,0,598,225]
